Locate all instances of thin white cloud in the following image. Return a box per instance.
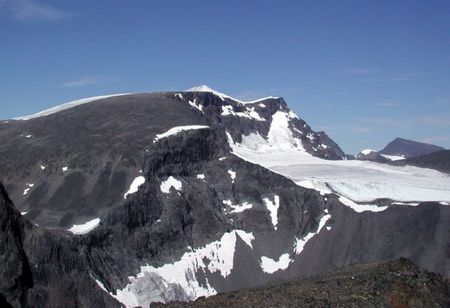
[61,75,116,88]
[0,0,70,22]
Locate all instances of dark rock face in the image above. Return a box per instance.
[392,150,450,174]
[156,258,450,308]
[380,137,445,158]
[0,91,344,229]
[0,183,120,308]
[1,91,449,307]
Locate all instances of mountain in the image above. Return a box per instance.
[379,137,445,159]
[355,149,387,162]
[1,86,450,307]
[0,88,345,230]
[156,258,450,307]
[392,150,450,174]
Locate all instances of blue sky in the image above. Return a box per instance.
[1,0,449,153]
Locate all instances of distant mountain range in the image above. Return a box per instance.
[355,137,447,173]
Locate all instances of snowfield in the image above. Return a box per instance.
[227,108,450,205]
[14,94,130,120]
[232,146,450,203]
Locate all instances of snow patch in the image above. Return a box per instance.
[221,105,265,121]
[62,167,68,172]
[160,176,182,194]
[40,165,46,170]
[263,195,280,230]
[154,125,209,142]
[360,149,376,155]
[68,218,100,235]
[294,213,331,255]
[338,196,388,213]
[188,99,204,113]
[111,230,254,307]
[197,174,205,180]
[380,154,405,161]
[124,176,146,199]
[187,85,279,105]
[21,211,28,215]
[227,169,236,183]
[223,200,253,213]
[14,93,130,120]
[260,253,291,274]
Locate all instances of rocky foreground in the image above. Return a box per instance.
[156,258,450,307]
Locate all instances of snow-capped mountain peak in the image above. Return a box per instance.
[186,85,279,104]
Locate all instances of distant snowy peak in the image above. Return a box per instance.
[186,85,279,104]
[14,93,130,121]
[360,149,376,155]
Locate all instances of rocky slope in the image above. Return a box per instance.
[0,88,344,230]
[1,87,449,307]
[156,258,450,307]
[391,150,450,174]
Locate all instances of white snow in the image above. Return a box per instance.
[221,105,265,121]
[392,202,420,206]
[360,149,376,155]
[326,226,332,231]
[188,99,204,113]
[294,213,331,255]
[259,103,266,108]
[338,196,388,213]
[40,165,46,170]
[197,174,205,180]
[260,253,291,274]
[263,195,280,230]
[62,167,68,172]
[187,85,279,105]
[229,137,450,203]
[380,154,405,161]
[175,93,183,99]
[124,176,146,199]
[68,218,100,235]
[223,200,253,213]
[109,230,254,307]
[160,176,182,193]
[14,94,130,120]
[153,125,209,142]
[23,183,34,195]
[440,202,449,205]
[219,157,227,161]
[21,211,28,215]
[227,169,236,183]
[25,134,32,138]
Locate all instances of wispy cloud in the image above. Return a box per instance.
[61,75,116,88]
[341,68,379,75]
[0,0,72,22]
